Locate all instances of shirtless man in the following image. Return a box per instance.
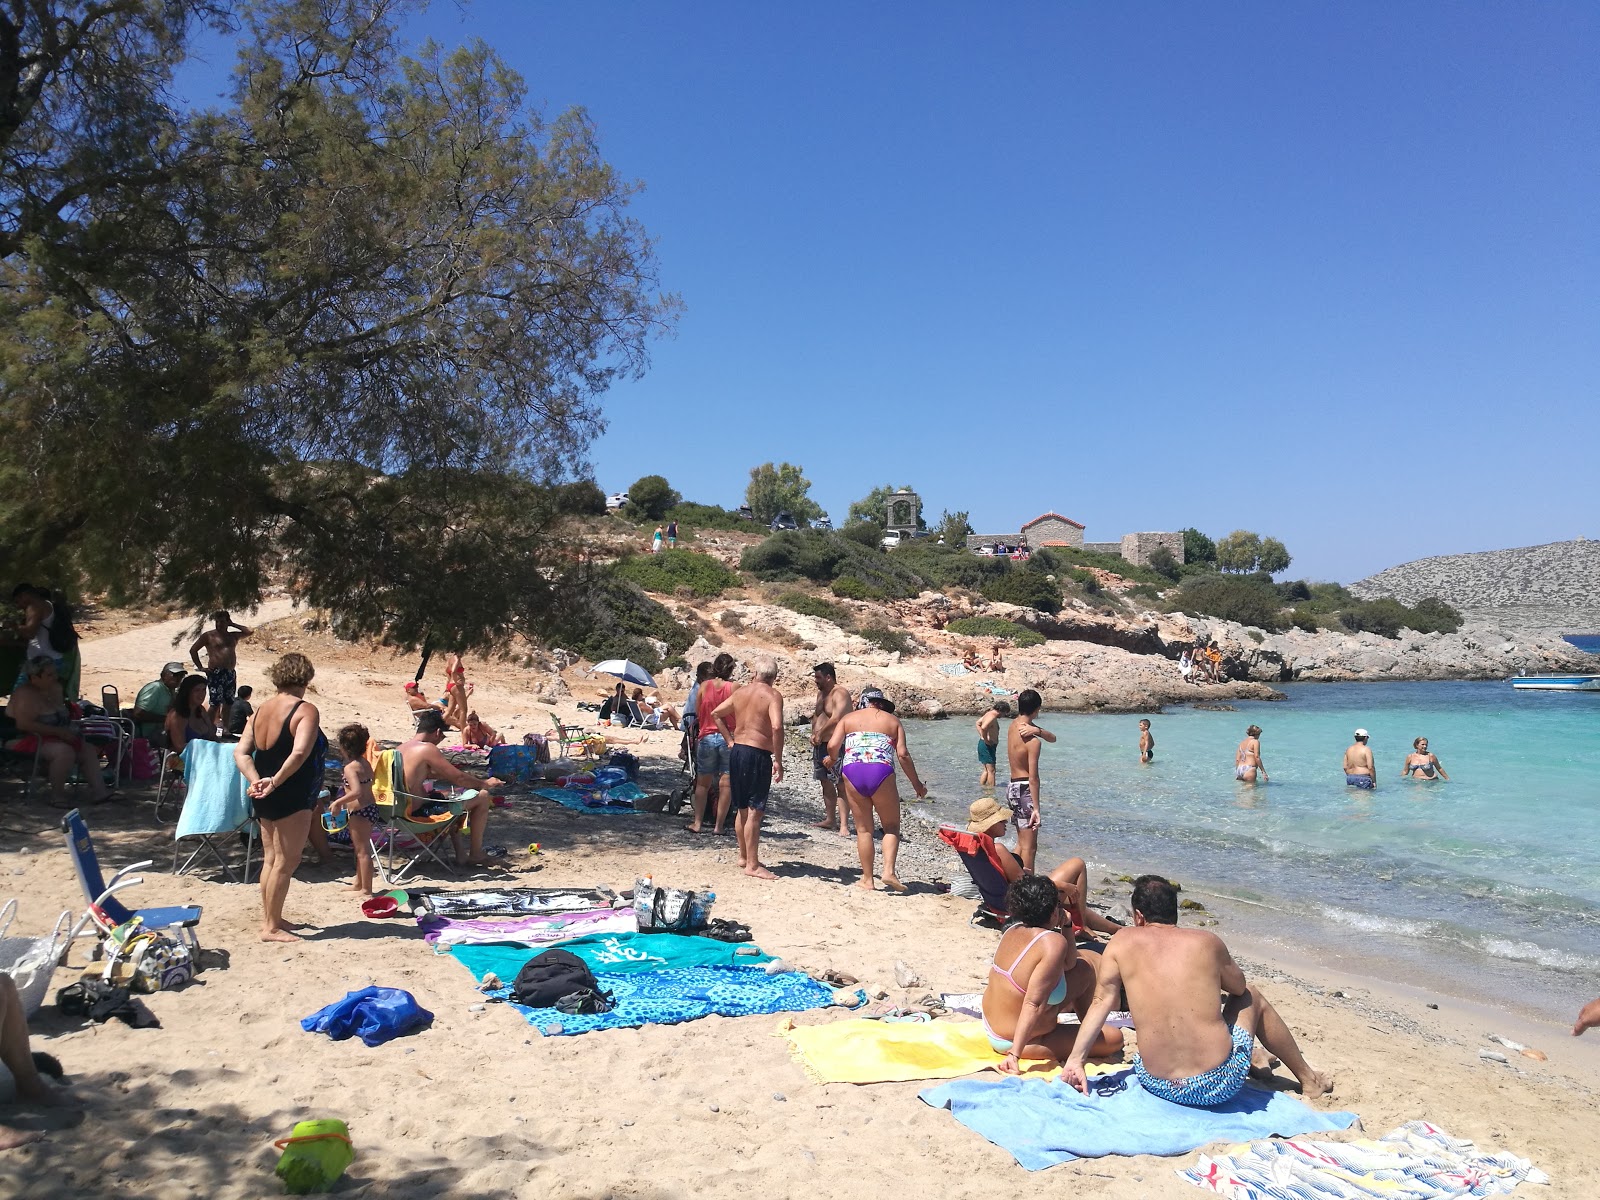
[975,700,1011,789]
[1138,718,1154,764]
[1343,729,1376,790]
[1062,875,1334,1103]
[189,610,252,723]
[712,658,784,880]
[809,663,852,836]
[1005,689,1057,872]
[1234,724,1267,784]
[398,710,503,868]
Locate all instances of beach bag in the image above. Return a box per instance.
[634,877,712,933]
[127,738,157,781]
[99,922,194,994]
[511,948,600,1008]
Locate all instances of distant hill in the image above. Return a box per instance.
[1350,540,1600,631]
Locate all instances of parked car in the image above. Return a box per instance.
[881,529,903,550]
[605,492,629,510]
[909,529,931,539]
[975,544,995,557]
[812,516,833,531]
[770,511,799,531]
[737,505,755,520]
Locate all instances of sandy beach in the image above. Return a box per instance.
[3,609,1598,1199]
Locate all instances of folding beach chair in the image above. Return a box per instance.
[61,809,203,951]
[368,749,468,884]
[936,824,1012,929]
[171,739,258,883]
[547,712,593,760]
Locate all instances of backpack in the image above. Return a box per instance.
[511,948,605,1008]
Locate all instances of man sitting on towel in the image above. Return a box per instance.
[1061,875,1334,1105]
[400,710,504,869]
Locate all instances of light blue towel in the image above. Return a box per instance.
[919,1075,1357,1170]
[531,786,638,816]
[175,739,255,839]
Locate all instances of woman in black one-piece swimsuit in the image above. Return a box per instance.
[234,653,325,942]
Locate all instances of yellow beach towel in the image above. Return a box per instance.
[779,1017,1128,1085]
[371,749,396,808]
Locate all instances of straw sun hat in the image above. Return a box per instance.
[966,797,1013,833]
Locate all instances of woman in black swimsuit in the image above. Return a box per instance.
[234,653,325,942]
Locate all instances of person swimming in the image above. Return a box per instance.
[839,729,897,797]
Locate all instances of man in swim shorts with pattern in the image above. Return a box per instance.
[1061,875,1334,1104]
[1004,689,1056,871]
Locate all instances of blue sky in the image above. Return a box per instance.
[181,3,1598,582]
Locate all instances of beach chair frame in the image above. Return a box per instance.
[936,825,1013,929]
[60,809,203,952]
[368,752,467,884]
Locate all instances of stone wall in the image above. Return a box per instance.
[1083,541,1123,556]
[1120,531,1185,567]
[1021,515,1085,548]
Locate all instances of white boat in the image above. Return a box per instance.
[1510,674,1600,692]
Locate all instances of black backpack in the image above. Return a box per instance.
[511,948,601,1008]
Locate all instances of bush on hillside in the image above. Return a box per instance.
[980,568,1062,613]
[545,579,690,672]
[1146,545,1181,581]
[946,616,1046,647]
[624,475,680,521]
[741,530,922,599]
[831,576,885,601]
[1035,546,1171,587]
[1339,595,1461,638]
[1408,596,1463,634]
[859,625,913,655]
[664,501,748,533]
[613,550,739,598]
[839,521,882,548]
[556,479,607,515]
[1173,574,1285,632]
[894,542,1010,591]
[1127,583,1163,602]
[1064,567,1101,596]
[776,590,852,627]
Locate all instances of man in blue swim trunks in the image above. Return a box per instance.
[974,700,1010,790]
[1343,729,1377,790]
[1061,876,1334,1105]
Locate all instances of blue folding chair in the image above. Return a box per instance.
[61,809,203,951]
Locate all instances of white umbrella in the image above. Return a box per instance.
[590,659,657,687]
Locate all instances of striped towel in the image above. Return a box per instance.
[1179,1120,1549,1199]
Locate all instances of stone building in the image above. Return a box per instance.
[1020,512,1085,549]
[885,489,921,536]
[964,509,1183,566]
[1120,531,1185,567]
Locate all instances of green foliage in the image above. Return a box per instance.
[664,502,747,533]
[1146,545,1181,581]
[839,521,884,548]
[624,475,680,521]
[1288,608,1321,632]
[0,1,679,649]
[935,509,972,545]
[830,576,885,601]
[946,616,1047,647]
[745,462,824,525]
[858,625,913,655]
[848,484,923,529]
[544,579,690,672]
[893,542,1010,591]
[1128,582,1163,601]
[1065,567,1102,595]
[1409,596,1464,634]
[557,480,607,516]
[1034,547,1171,587]
[1174,574,1286,632]
[1340,595,1462,637]
[613,549,739,598]
[980,568,1063,613]
[1215,531,1264,573]
[1258,537,1292,576]
[1182,528,1217,565]
[740,530,922,599]
[776,591,852,627]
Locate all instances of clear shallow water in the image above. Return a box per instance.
[901,680,1600,1021]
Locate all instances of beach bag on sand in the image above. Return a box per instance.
[99,921,194,994]
[127,738,157,781]
[512,948,603,1008]
[634,877,712,933]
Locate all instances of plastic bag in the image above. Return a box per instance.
[299,986,433,1047]
[591,767,628,789]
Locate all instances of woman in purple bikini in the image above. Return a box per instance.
[824,688,928,892]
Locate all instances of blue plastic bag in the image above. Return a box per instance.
[591,767,628,789]
[300,986,434,1047]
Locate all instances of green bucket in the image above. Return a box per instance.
[274,1119,354,1194]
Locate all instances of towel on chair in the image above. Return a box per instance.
[175,739,253,838]
[919,1075,1357,1170]
[783,1017,1123,1084]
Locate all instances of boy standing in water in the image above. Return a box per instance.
[975,700,1010,790]
[1004,689,1056,872]
[1138,718,1154,763]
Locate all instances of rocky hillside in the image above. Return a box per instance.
[1351,540,1600,633]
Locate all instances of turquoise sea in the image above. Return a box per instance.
[902,678,1600,1022]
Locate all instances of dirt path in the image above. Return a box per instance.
[77,598,300,699]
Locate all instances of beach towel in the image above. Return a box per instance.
[532,786,638,816]
[300,986,433,1047]
[450,933,773,984]
[938,663,971,676]
[414,888,613,918]
[783,1017,1132,1084]
[1179,1120,1548,1199]
[919,1076,1357,1171]
[174,738,254,839]
[469,965,838,1037]
[371,749,396,808]
[420,907,636,947]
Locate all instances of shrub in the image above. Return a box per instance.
[831,576,885,601]
[1338,598,1409,638]
[946,616,1047,647]
[980,568,1062,613]
[1064,567,1101,596]
[741,530,922,599]
[624,474,681,521]
[1146,545,1181,581]
[613,550,740,598]
[894,542,1010,590]
[664,501,748,533]
[1182,527,1217,565]
[859,625,913,655]
[839,521,882,548]
[1127,583,1162,601]
[1288,608,1320,632]
[1034,546,1170,587]
[1408,596,1463,634]
[545,579,689,672]
[1174,574,1285,632]
[776,590,852,627]
[555,479,607,515]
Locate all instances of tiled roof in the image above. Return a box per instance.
[1022,512,1086,531]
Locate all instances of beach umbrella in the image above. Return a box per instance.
[589,659,657,687]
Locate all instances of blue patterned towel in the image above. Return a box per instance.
[531,787,638,816]
[477,965,837,1036]
[920,1075,1357,1170]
